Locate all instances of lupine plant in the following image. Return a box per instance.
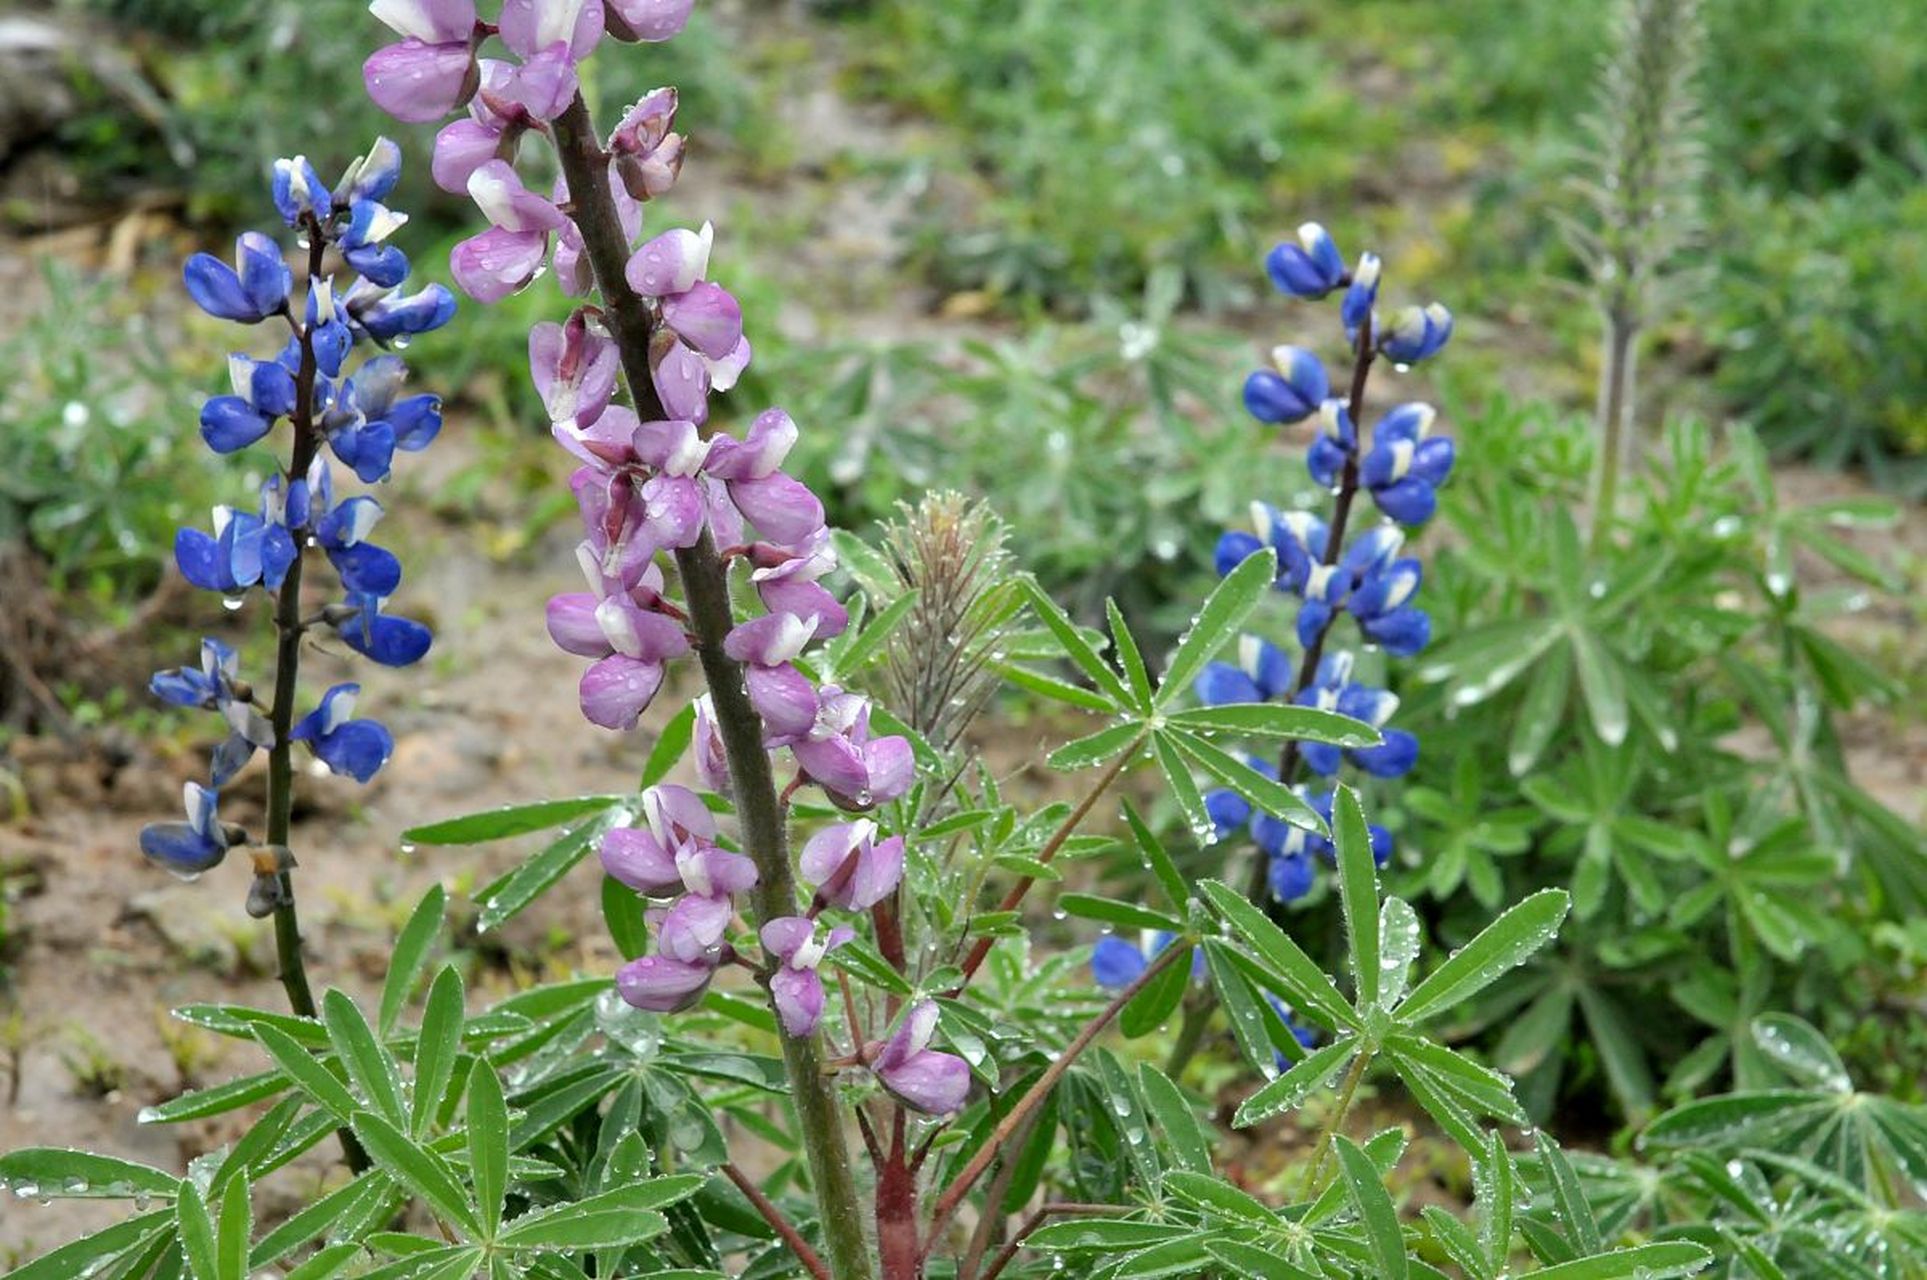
[9,5,1891,1280]
[140,139,452,1036]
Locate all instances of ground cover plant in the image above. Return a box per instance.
[0,1,1922,1279]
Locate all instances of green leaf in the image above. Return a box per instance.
[1331,786,1382,1008]
[253,1025,356,1123]
[0,1149,179,1200]
[1017,576,1133,708]
[403,796,623,846]
[1234,1037,1358,1127]
[1169,730,1323,832]
[1336,1135,1408,1280]
[322,989,406,1124]
[1570,630,1628,746]
[1203,1241,1320,1280]
[639,702,696,787]
[282,1243,364,1280]
[380,885,446,1036]
[1751,1013,1851,1093]
[1161,1170,1274,1224]
[475,806,628,931]
[1048,722,1146,771]
[601,874,650,961]
[350,1110,482,1239]
[1137,1065,1212,1175]
[999,661,1117,712]
[139,1071,285,1124]
[1203,941,1285,1074]
[215,1173,250,1280]
[1059,892,1185,933]
[1475,1134,1515,1273]
[1527,1242,1712,1279]
[1158,548,1277,708]
[1120,946,1190,1037]
[1199,880,1356,1030]
[1507,639,1571,776]
[499,1179,697,1249]
[467,1059,508,1236]
[1152,731,1213,844]
[1107,598,1154,708]
[1535,1130,1601,1255]
[1123,800,1188,911]
[1167,703,1379,746]
[412,967,466,1137]
[3,1212,172,1280]
[176,1180,218,1280]
[1641,1091,1824,1148]
[1027,1219,1178,1250]
[1396,889,1570,1024]
[1377,896,1421,1008]
[1387,1036,1527,1125]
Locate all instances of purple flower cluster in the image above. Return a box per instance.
[1202,222,1455,905]
[367,0,965,1115]
[141,139,450,892]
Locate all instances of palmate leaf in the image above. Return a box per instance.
[1331,787,1381,1008]
[1166,702,1379,745]
[380,885,447,1035]
[1527,1243,1713,1279]
[1017,575,1135,709]
[1336,1136,1409,1280]
[1234,1037,1358,1127]
[350,1110,483,1239]
[0,1148,180,1201]
[475,803,632,931]
[1199,880,1356,1031]
[1167,728,1323,831]
[403,795,625,846]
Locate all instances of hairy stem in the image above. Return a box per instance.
[550,94,874,1280]
[955,1109,1042,1280]
[952,738,1143,990]
[925,942,1185,1247]
[1588,297,1639,554]
[724,1162,831,1280]
[271,224,368,1174]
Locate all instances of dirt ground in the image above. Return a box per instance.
[1,7,1923,1266]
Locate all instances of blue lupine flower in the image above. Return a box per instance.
[1251,503,1329,594]
[1349,551,1429,657]
[1266,995,1320,1064]
[1306,400,1355,488]
[291,683,394,783]
[1243,346,1329,425]
[340,199,412,288]
[342,277,458,343]
[305,279,354,377]
[139,782,231,876]
[1359,403,1454,525]
[1194,635,1294,706]
[271,155,329,227]
[175,504,296,596]
[150,638,276,785]
[332,592,433,667]
[1090,931,1207,989]
[1341,252,1380,342]
[317,497,403,596]
[1265,222,1346,299]
[183,232,291,324]
[320,355,444,481]
[334,137,402,206]
[1379,302,1454,364]
[1296,652,1417,779]
[199,354,299,454]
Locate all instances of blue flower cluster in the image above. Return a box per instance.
[141,139,452,893]
[1206,221,1455,905]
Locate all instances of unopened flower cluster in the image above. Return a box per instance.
[1206,222,1455,903]
[365,0,965,1115]
[142,139,451,912]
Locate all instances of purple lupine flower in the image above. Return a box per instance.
[615,953,716,1012]
[531,314,620,427]
[604,0,693,43]
[363,0,482,123]
[762,916,854,1037]
[799,820,907,912]
[791,688,914,811]
[496,0,604,61]
[871,1002,970,1116]
[290,683,395,783]
[546,559,692,729]
[610,86,685,200]
[601,783,716,895]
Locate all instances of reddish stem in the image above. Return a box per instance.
[723,1163,831,1280]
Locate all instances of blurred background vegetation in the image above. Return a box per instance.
[0,0,1921,1119]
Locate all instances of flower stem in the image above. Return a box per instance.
[1247,320,1376,904]
[550,94,874,1280]
[978,1204,1123,1280]
[924,941,1185,1249]
[270,222,368,1175]
[1162,991,1213,1080]
[1587,298,1639,555]
[724,1162,831,1280]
